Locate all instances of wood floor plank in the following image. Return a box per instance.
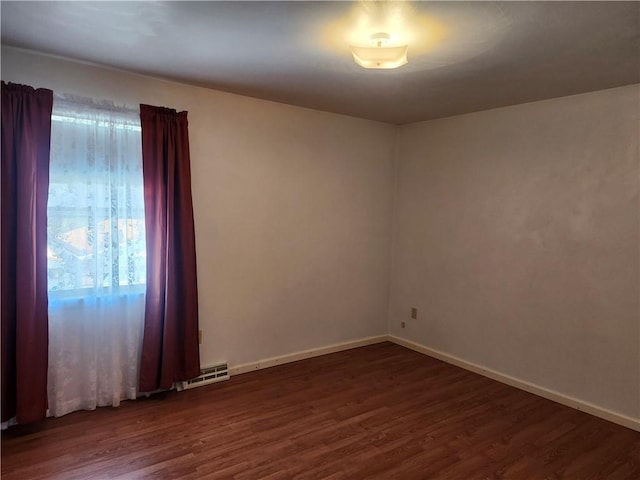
[2,342,639,479]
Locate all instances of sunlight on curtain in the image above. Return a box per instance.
[47,95,146,417]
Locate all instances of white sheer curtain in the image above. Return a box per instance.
[47,95,146,417]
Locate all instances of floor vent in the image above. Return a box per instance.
[181,363,229,390]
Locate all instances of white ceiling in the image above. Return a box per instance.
[1,1,638,124]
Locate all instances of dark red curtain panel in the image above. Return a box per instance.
[138,104,200,392]
[1,82,53,424]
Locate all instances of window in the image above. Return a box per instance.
[47,97,146,296]
[46,95,146,417]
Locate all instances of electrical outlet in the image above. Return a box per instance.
[401,321,406,328]
[411,307,417,319]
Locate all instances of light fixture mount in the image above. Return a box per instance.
[370,32,391,47]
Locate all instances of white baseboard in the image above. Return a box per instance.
[388,335,640,432]
[229,335,389,376]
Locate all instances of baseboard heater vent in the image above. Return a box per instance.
[180,363,229,390]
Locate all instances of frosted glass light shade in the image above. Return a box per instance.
[351,44,408,69]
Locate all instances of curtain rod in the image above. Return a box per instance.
[53,92,139,115]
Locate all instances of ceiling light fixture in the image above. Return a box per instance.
[350,32,408,69]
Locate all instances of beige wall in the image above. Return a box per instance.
[1,47,397,368]
[390,85,640,420]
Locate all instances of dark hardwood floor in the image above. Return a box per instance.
[2,342,639,479]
